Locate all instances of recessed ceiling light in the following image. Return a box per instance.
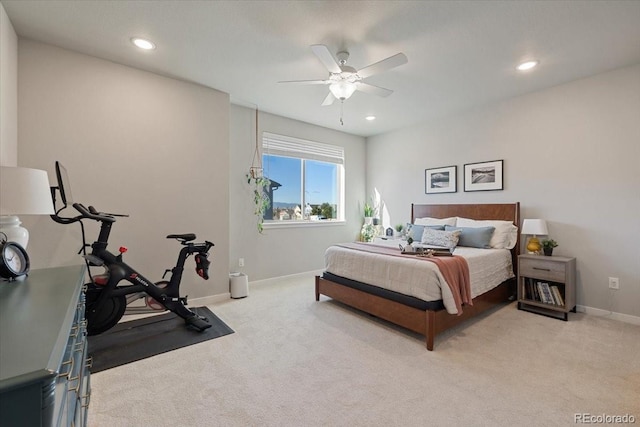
[517,60,539,71]
[365,116,376,121]
[131,37,156,50]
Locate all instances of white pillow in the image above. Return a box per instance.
[414,217,457,227]
[420,228,461,249]
[456,217,518,249]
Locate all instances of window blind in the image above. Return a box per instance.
[262,132,344,165]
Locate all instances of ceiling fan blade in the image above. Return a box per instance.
[310,44,342,74]
[321,92,336,106]
[357,53,408,79]
[278,79,330,85]
[356,82,393,97]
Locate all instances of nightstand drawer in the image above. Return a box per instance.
[519,258,566,282]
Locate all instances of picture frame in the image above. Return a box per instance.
[463,160,504,192]
[425,165,457,194]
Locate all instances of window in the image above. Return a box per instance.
[262,132,344,224]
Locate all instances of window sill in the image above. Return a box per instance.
[262,220,346,230]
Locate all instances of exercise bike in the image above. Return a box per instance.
[50,161,214,335]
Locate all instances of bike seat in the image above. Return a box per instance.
[166,233,196,242]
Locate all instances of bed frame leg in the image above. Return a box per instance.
[315,276,320,301]
[426,310,435,351]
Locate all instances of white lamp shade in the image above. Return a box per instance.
[521,219,548,236]
[0,166,55,215]
[329,81,357,100]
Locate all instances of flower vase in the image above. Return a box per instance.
[361,223,375,242]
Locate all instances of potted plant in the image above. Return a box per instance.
[246,172,271,233]
[541,238,558,256]
[403,236,414,253]
[246,107,272,233]
[363,203,374,225]
[394,223,404,238]
[369,195,381,225]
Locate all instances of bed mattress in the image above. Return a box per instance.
[324,240,514,314]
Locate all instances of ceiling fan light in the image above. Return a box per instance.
[329,81,357,100]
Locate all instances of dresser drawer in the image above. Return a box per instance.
[519,258,566,282]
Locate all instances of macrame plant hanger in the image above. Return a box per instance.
[249,107,263,179]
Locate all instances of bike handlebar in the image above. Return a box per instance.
[73,203,116,223]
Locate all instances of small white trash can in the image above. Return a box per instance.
[229,272,249,299]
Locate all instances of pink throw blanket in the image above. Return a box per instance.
[336,242,472,315]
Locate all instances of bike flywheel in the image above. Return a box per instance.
[85,284,127,336]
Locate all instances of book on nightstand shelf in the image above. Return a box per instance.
[525,278,565,306]
[537,282,554,304]
[550,285,564,306]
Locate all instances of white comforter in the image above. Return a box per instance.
[324,240,514,314]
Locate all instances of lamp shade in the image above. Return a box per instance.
[329,81,357,100]
[521,219,548,236]
[1,166,54,248]
[0,166,55,215]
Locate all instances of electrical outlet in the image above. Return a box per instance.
[238,258,245,267]
[608,277,619,290]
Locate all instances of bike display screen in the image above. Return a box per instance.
[55,161,74,207]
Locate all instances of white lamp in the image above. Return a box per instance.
[329,81,357,100]
[521,219,548,255]
[0,166,55,249]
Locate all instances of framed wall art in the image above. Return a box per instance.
[425,165,457,194]
[464,160,503,192]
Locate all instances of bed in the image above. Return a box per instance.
[315,203,520,350]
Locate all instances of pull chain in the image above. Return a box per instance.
[340,100,344,126]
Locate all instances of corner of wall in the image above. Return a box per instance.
[0,3,18,166]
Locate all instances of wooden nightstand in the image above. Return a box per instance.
[517,254,576,321]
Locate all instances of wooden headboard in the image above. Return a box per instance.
[411,203,520,276]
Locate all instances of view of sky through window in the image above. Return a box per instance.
[264,155,337,208]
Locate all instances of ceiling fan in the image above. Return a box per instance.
[279,45,408,107]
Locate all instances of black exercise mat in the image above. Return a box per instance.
[88,307,233,373]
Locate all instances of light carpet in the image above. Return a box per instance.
[88,274,640,426]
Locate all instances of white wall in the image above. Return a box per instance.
[17,40,230,298]
[367,64,640,318]
[0,2,17,166]
[229,104,366,281]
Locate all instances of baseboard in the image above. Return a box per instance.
[248,269,324,288]
[190,292,231,307]
[191,270,323,304]
[576,305,640,326]
[192,277,640,327]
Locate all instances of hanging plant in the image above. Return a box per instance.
[246,173,271,233]
[246,106,271,233]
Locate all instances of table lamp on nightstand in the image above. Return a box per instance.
[521,219,548,255]
[0,166,55,249]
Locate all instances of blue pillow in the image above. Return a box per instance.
[406,223,445,241]
[444,225,495,249]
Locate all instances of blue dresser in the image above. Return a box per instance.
[0,265,90,426]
